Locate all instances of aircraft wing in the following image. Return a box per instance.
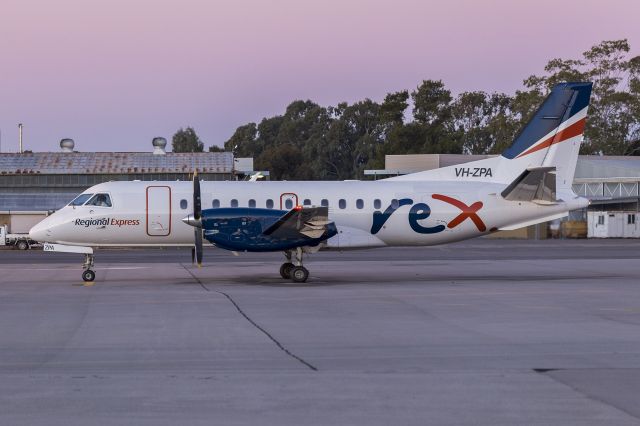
[263,206,333,239]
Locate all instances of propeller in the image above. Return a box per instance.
[183,172,203,267]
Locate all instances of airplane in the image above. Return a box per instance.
[30,82,592,283]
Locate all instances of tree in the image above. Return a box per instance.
[523,39,640,155]
[172,127,204,153]
[219,39,640,178]
[452,91,516,154]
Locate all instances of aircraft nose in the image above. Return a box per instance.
[29,220,51,242]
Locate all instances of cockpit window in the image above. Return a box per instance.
[68,193,94,206]
[86,193,112,207]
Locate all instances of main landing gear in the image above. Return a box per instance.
[82,253,96,282]
[280,248,309,283]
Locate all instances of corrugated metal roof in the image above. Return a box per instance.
[575,157,640,180]
[0,152,234,174]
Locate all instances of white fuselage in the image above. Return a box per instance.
[30,179,588,249]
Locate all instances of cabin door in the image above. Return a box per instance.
[146,186,172,236]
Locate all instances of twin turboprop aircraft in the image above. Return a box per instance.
[30,82,593,283]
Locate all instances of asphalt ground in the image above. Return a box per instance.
[1,239,640,425]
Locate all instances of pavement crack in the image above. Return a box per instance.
[181,264,318,371]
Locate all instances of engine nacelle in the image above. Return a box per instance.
[200,208,337,252]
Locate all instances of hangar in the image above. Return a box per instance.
[0,138,256,234]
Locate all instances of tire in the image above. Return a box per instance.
[291,266,309,283]
[82,270,96,282]
[16,240,29,250]
[280,262,294,279]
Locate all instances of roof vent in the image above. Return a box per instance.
[60,138,75,152]
[152,137,167,155]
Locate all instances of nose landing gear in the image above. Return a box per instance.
[82,253,95,282]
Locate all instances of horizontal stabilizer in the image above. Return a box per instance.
[501,167,557,203]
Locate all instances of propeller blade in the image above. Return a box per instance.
[195,228,203,267]
[191,247,196,264]
[193,172,202,221]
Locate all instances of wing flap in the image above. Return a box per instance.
[263,206,334,239]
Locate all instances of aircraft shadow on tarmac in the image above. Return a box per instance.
[192,271,626,288]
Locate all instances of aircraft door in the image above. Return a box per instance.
[146,186,172,236]
[280,193,298,210]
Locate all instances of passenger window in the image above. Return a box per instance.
[212,199,220,208]
[374,199,381,209]
[391,199,399,209]
[339,199,346,209]
[180,199,188,210]
[303,199,311,206]
[231,199,238,208]
[285,199,293,209]
[69,193,93,206]
[266,199,274,209]
[86,193,112,207]
[321,199,329,207]
[248,199,256,208]
[356,199,364,209]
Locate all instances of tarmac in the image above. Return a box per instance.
[1,239,640,425]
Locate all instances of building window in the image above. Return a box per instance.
[180,199,188,210]
[212,199,220,208]
[285,198,293,209]
[339,199,346,209]
[628,214,636,225]
[598,215,605,225]
[374,199,381,209]
[231,199,238,207]
[321,199,329,207]
[248,199,256,208]
[303,199,311,206]
[356,199,364,209]
[266,199,274,209]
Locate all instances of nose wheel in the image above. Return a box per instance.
[82,253,95,282]
[82,269,96,282]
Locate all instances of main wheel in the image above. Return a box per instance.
[82,269,96,282]
[291,266,309,283]
[280,262,294,279]
[16,240,29,250]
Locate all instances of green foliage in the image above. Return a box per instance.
[524,39,639,155]
[222,39,640,179]
[172,127,204,153]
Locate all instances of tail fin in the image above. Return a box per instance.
[386,82,592,190]
[500,82,592,189]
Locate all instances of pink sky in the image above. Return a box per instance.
[0,0,638,152]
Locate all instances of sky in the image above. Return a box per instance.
[0,0,638,153]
